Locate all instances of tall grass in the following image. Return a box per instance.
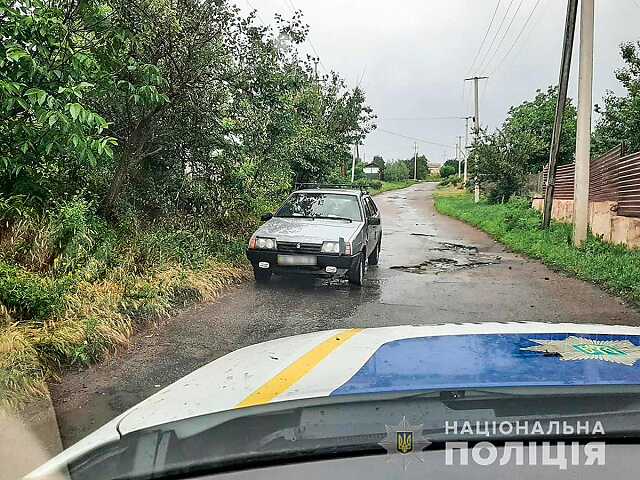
[0,199,250,409]
[434,190,640,304]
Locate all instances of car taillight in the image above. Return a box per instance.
[249,236,256,249]
[345,242,352,255]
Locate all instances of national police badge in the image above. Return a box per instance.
[379,417,431,469]
[522,336,640,366]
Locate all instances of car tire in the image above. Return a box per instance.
[368,238,381,265]
[348,253,365,286]
[253,267,272,283]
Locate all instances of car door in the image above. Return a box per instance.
[368,196,382,245]
[363,196,379,256]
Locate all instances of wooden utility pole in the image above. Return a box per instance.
[573,0,594,247]
[543,0,578,229]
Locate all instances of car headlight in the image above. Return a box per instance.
[321,241,340,254]
[255,237,277,250]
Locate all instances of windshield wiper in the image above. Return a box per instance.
[311,215,353,223]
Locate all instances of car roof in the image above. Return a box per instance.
[292,188,364,196]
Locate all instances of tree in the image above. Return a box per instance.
[439,160,457,178]
[593,41,640,155]
[0,0,122,207]
[0,0,376,224]
[469,130,531,203]
[385,161,410,182]
[501,85,577,173]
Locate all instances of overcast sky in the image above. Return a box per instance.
[238,0,640,165]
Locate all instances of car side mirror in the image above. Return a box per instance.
[260,212,273,221]
[368,217,380,225]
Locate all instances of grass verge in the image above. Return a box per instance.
[434,189,640,304]
[0,205,251,411]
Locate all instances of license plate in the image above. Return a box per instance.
[277,255,317,266]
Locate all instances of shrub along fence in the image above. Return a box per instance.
[534,145,640,247]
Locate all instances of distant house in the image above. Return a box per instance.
[429,163,442,176]
[363,162,380,179]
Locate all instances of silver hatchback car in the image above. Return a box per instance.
[246,184,382,286]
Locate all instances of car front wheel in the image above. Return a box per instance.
[348,253,365,286]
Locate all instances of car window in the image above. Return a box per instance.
[365,197,378,216]
[276,193,362,221]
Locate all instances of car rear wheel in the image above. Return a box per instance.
[253,267,272,283]
[348,253,365,286]
[368,238,381,265]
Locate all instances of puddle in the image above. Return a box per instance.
[411,232,435,237]
[390,255,500,274]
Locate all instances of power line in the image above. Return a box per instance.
[478,0,526,74]
[376,128,455,148]
[379,116,467,121]
[467,0,502,75]
[489,0,544,77]
[475,0,516,75]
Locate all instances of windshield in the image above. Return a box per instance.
[276,193,362,221]
[65,388,640,480]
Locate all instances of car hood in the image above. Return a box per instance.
[254,216,362,243]
[29,322,640,477]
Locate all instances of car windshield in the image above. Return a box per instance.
[276,193,362,221]
[64,387,640,480]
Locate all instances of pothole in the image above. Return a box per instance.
[390,255,500,274]
[431,241,479,254]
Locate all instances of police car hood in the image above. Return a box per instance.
[29,322,640,477]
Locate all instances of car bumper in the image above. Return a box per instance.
[246,249,361,277]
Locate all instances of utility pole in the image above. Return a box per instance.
[573,0,594,247]
[457,136,463,177]
[543,0,578,229]
[463,116,472,184]
[415,143,420,180]
[465,76,488,203]
[351,144,357,183]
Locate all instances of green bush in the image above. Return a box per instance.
[368,179,383,190]
[0,263,68,322]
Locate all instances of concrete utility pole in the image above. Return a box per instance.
[465,76,488,203]
[573,0,594,247]
[457,136,463,177]
[351,144,357,183]
[463,116,472,184]
[413,142,418,181]
[543,0,578,229]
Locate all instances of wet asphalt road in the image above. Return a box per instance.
[44,182,640,448]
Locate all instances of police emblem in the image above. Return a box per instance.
[522,336,640,366]
[379,417,431,469]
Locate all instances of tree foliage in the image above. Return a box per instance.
[593,41,640,156]
[1,0,376,225]
[468,85,577,202]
